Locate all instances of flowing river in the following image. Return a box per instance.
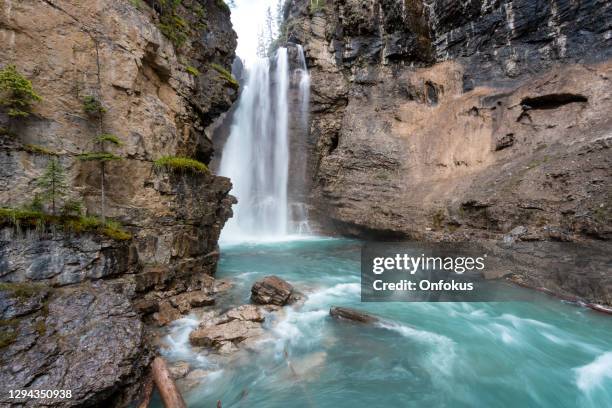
[157,238,612,408]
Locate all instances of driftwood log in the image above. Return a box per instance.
[151,357,187,408]
[137,374,154,408]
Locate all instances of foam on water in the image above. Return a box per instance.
[575,352,612,392]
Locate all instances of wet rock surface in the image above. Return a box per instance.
[0,282,151,407]
[330,306,380,324]
[189,305,267,351]
[251,276,295,306]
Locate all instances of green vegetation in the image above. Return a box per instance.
[157,0,190,48]
[0,319,18,348]
[154,156,209,174]
[37,158,68,215]
[129,0,146,10]
[186,65,200,76]
[96,134,123,146]
[0,282,46,299]
[432,209,446,230]
[216,0,230,13]
[310,0,325,14]
[23,144,58,156]
[0,207,132,241]
[0,65,42,117]
[77,152,122,162]
[60,199,83,217]
[82,95,106,116]
[211,63,239,90]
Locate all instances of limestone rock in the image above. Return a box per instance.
[224,305,265,323]
[251,276,294,306]
[189,320,264,349]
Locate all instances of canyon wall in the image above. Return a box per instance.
[286,0,611,302]
[0,0,237,405]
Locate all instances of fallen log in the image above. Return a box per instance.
[151,357,187,408]
[137,374,154,408]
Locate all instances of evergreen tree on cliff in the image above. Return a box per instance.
[37,157,68,215]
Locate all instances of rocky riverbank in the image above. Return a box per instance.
[0,0,239,406]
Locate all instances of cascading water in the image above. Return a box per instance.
[219,51,287,240]
[220,47,311,242]
[291,44,313,235]
[297,45,311,126]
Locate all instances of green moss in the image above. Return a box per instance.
[211,63,239,90]
[216,0,230,13]
[0,207,132,241]
[157,0,191,48]
[154,156,209,174]
[82,95,106,116]
[35,319,46,336]
[129,0,146,10]
[432,209,445,230]
[309,0,325,14]
[0,328,18,348]
[0,65,42,117]
[0,282,46,299]
[77,152,122,162]
[185,65,200,76]
[23,144,58,156]
[96,134,123,146]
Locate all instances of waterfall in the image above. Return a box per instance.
[297,45,311,126]
[219,48,294,241]
[292,45,312,235]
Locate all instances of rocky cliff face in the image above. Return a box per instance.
[285,0,611,301]
[0,0,237,405]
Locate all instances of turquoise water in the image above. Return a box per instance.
[160,239,612,408]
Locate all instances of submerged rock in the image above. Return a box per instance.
[329,307,379,324]
[251,276,295,306]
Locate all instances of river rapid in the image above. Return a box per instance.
[153,238,612,408]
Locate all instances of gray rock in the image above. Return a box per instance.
[0,282,151,407]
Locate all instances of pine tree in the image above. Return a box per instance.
[37,157,68,215]
[257,29,267,58]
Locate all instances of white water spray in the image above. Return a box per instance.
[220,47,312,242]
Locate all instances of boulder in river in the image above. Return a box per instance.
[329,307,379,324]
[189,320,264,348]
[251,276,295,306]
[224,304,265,322]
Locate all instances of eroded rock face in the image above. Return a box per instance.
[0,0,239,405]
[0,0,237,294]
[251,276,295,306]
[0,282,151,407]
[283,0,611,303]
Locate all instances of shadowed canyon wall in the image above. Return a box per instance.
[0,0,237,405]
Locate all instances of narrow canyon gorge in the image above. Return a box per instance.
[0,0,610,407]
